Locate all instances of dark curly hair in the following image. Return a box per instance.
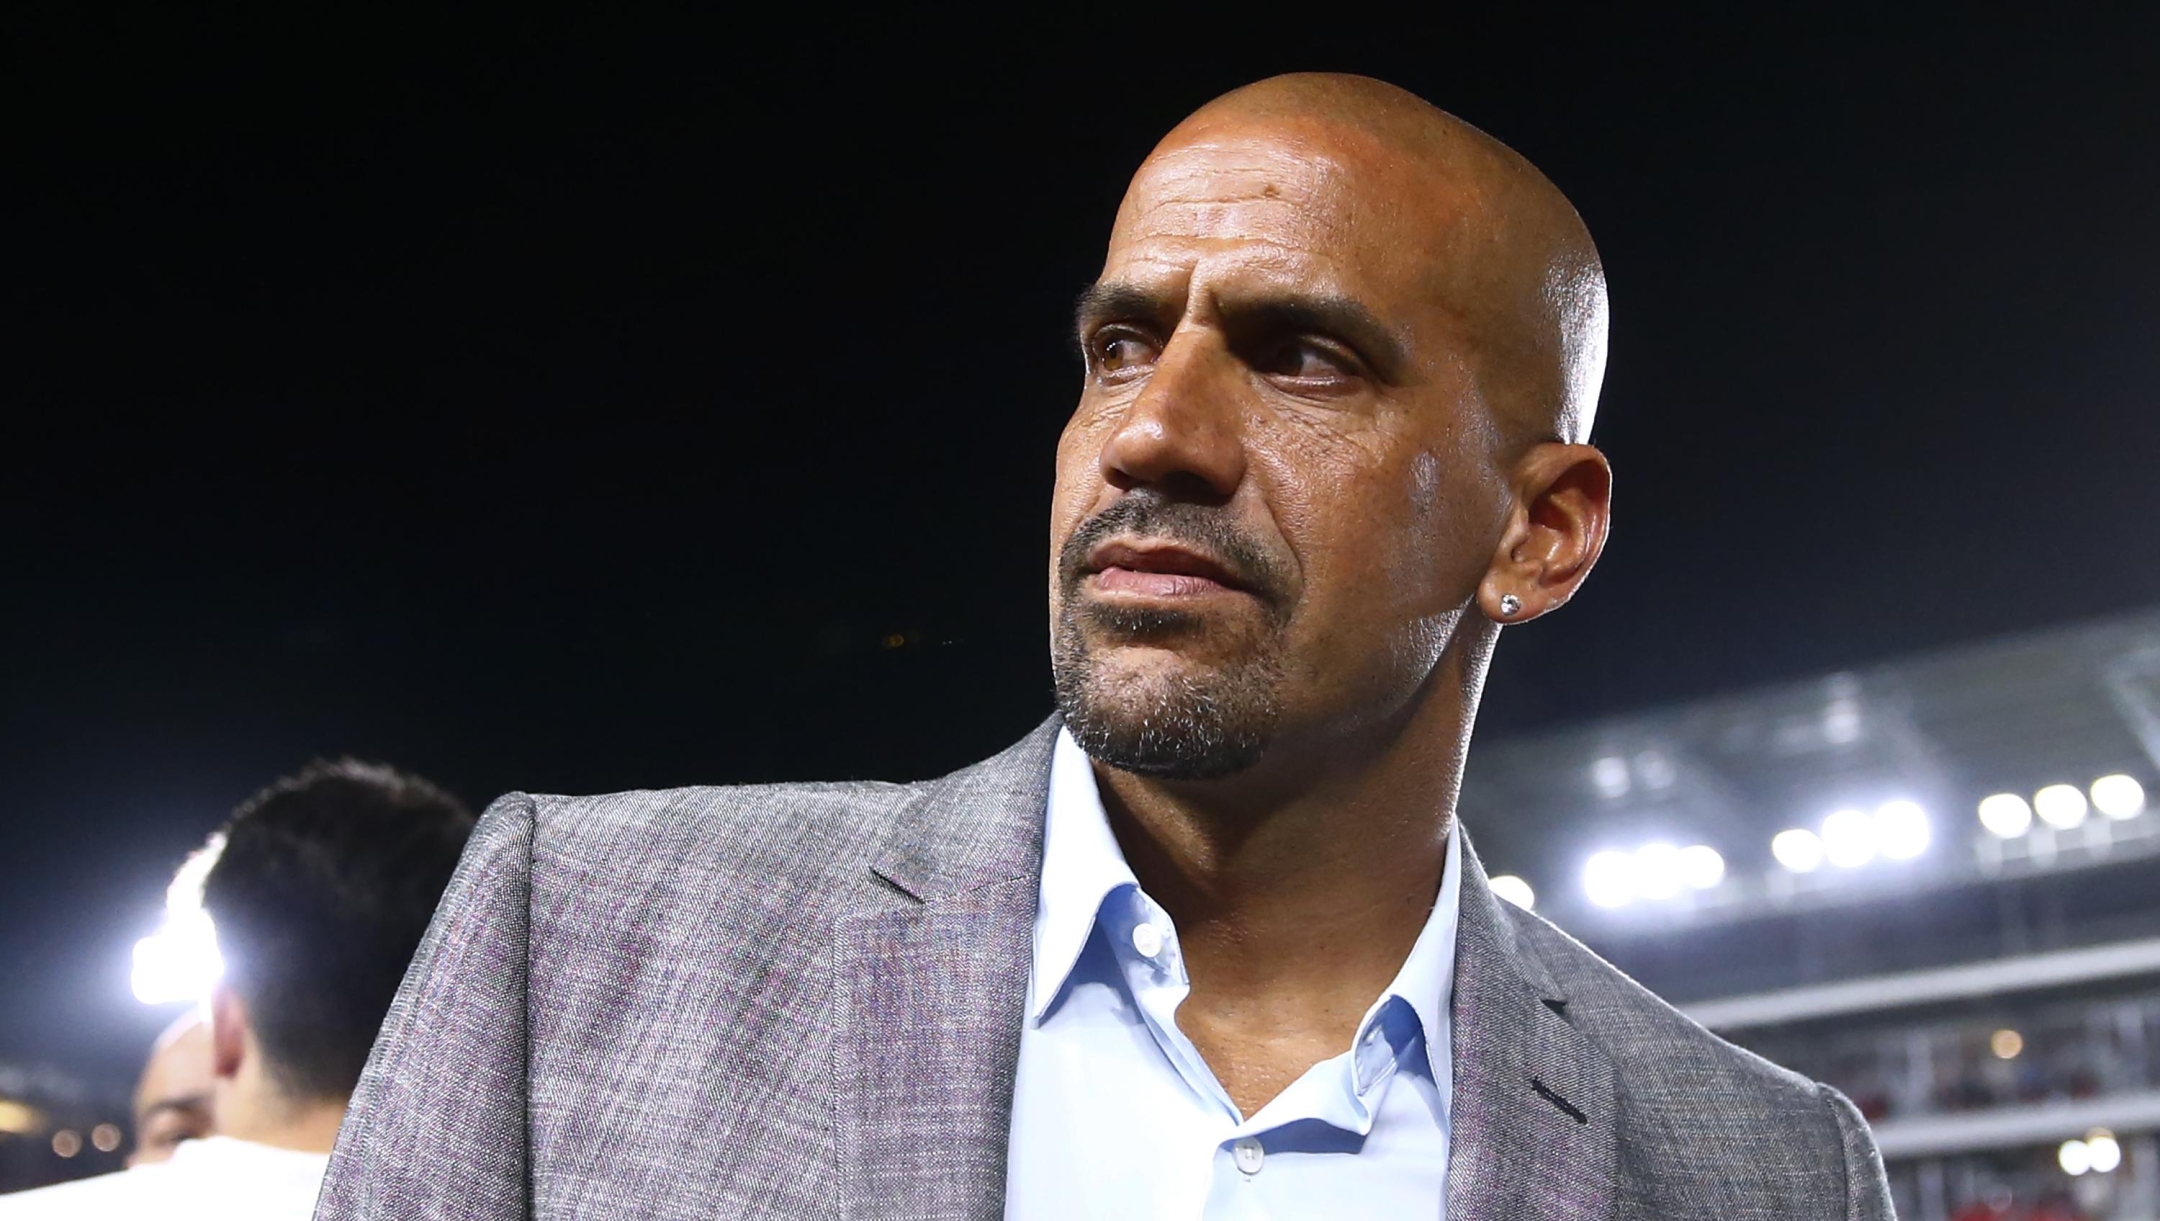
[199,759,475,1102]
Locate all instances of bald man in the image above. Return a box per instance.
[317,75,1893,1220]
[129,1013,216,1167]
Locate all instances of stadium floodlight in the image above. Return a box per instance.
[2092,774,2146,820]
[1977,793,2034,838]
[1583,850,1635,909]
[1633,842,1684,900]
[2088,1131,2123,1174]
[1590,756,1630,799]
[1489,874,1536,910]
[0,1100,40,1136]
[131,909,223,1006]
[1873,800,1930,860]
[2034,783,2089,829]
[1822,699,1862,744]
[1771,828,1825,873]
[131,835,226,1006]
[1820,809,1875,868]
[2061,1139,2092,1176]
[1678,844,1725,890]
[1634,750,1677,791]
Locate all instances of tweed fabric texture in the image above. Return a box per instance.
[316,717,1893,1220]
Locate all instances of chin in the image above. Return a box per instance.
[1050,619,1284,782]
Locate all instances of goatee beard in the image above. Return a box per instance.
[1051,610,1284,779]
[1050,491,1291,779]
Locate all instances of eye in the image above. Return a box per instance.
[1090,329,1159,381]
[1254,337,1358,386]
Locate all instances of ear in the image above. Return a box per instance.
[1476,442,1612,622]
[209,984,248,1081]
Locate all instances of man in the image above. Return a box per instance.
[318,74,1894,1219]
[1,761,473,1218]
[127,1013,215,1167]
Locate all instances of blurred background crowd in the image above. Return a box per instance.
[4,10,2156,1219]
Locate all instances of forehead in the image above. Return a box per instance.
[135,1036,212,1111]
[1104,122,1447,303]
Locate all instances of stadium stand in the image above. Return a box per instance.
[1463,608,2160,1220]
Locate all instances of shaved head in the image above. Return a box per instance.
[1137,73,1608,447]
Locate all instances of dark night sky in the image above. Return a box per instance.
[5,12,2157,1092]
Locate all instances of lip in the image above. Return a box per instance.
[1082,539,1251,596]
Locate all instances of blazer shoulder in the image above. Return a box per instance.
[483,717,1063,901]
[1507,906,1833,1115]
[492,776,922,881]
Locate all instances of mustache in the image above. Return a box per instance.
[1057,492,1292,610]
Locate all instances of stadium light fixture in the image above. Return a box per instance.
[1822,698,1862,744]
[1873,800,1930,860]
[1771,828,1824,873]
[1590,756,1630,799]
[131,836,226,1006]
[1489,874,1536,910]
[2092,774,2146,820]
[131,909,223,1006]
[2061,1139,2092,1176]
[1976,793,2033,838]
[2034,783,2088,829]
[1633,750,1677,791]
[1678,844,1725,890]
[1633,842,1684,900]
[2088,1130,2122,1174]
[1583,850,1635,909]
[1820,809,1875,868]
[0,1100,41,1136]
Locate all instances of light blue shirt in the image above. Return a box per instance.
[1005,729,1460,1219]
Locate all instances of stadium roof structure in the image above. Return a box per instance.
[1460,606,2160,1001]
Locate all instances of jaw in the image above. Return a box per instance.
[1053,607,1288,783]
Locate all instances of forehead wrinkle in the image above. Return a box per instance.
[1118,144,1356,238]
[1113,236,1354,271]
[1130,136,1350,189]
[1115,197,1356,257]
[1101,246,1366,319]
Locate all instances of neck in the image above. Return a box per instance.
[1097,625,1491,1027]
[214,1079,348,1155]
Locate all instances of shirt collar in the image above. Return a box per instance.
[1029,727,1141,1020]
[1030,726,1463,1072]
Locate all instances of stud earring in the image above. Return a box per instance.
[1498,593,1523,618]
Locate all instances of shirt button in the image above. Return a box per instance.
[1232,1137,1264,1175]
[1131,922,1165,958]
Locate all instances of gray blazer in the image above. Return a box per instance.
[316,718,1894,1220]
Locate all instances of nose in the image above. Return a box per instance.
[1098,331,1247,502]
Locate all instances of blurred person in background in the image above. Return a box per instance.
[0,760,474,1218]
[127,1012,215,1167]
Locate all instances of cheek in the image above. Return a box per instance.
[1048,410,1115,558]
[1249,413,1387,550]
[1256,418,1422,574]
[1393,449,1504,591]
[1267,441,1494,624]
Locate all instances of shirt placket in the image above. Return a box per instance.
[1112,889,1245,1124]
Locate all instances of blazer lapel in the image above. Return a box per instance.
[833,720,1058,1221]
[1447,829,1620,1221]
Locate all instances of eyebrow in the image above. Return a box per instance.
[1073,282,1175,342]
[1073,282,1414,384]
